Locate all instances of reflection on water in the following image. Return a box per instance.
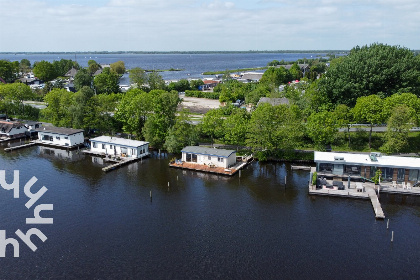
[0,146,420,279]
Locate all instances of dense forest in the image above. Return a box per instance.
[1,43,420,158]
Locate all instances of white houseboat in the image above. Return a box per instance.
[89,136,149,159]
[315,151,420,184]
[36,127,84,148]
[181,146,236,169]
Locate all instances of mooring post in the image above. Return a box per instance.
[391,231,394,242]
[177,175,178,181]
[150,190,152,202]
[159,149,161,157]
[168,182,170,187]
[387,219,389,229]
[239,170,241,178]
[285,176,287,187]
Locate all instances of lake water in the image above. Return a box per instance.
[1,52,323,81]
[0,145,420,279]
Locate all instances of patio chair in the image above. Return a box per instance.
[407,182,412,190]
[401,182,406,189]
[392,181,397,188]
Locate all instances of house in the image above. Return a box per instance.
[314,151,420,184]
[199,79,220,91]
[89,136,149,158]
[239,72,264,83]
[36,127,84,148]
[181,146,236,169]
[64,67,78,79]
[0,120,27,138]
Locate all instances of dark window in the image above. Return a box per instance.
[318,163,333,173]
[56,136,60,140]
[192,154,197,162]
[382,167,393,181]
[102,144,105,149]
[64,136,68,140]
[397,168,405,182]
[345,165,361,175]
[186,153,191,162]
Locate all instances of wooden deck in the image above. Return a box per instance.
[169,162,238,176]
[4,142,36,152]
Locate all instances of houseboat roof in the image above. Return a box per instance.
[90,136,149,148]
[314,151,420,169]
[36,127,84,136]
[181,146,236,158]
[0,120,23,133]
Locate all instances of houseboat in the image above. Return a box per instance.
[35,127,84,148]
[0,120,27,139]
[88,136,149,159]
[314,151,420,184]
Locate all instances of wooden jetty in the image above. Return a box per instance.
[82,149,149,172]
[102,157,139,172]
[4,142,36,152]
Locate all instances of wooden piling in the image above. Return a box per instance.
[391,231,394,242]
[387,219,389,229]
[150,190,152,202]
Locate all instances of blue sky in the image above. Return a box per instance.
[0,0,419,52]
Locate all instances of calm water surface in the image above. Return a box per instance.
[0,53,324,80]
[0,145,420,279]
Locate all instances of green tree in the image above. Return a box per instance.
[164,110,199,153]
[320,43,420,106]
[33,60,57,81]
[334,104,353,147]
[200,108,225,145]
[94,67,120,94]
[0,60,19,83]
[306,110,339,150]
[88,60,101,75]
[147,72,166,91]
[19,59,31,73]
[72,86,95,129]
[223,108,250,147]
[190,79,204,90]
[383,92,420,124]
[129,67,147,88]
[352,95,385,150]
[289,63,303,80]
[110,61,126,75]
[74,68,93,91]
[53,59,79,77]
[0,83,33,116]
[42,88,74,126]
[168,79,191,92]
[260,67,292,87]
[381,105,416,154]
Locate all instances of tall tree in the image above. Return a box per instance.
[74,68,93,91]
[200,108,225,145]
[352,95,385,150]
[381,105,416,154]
[320,43,420,106]
[260,67,292,87]
[129,67,147,88]
[88,60,101,75]
[93,67,120,94]
[147,72,166,91]
[306,110,339,150]
[0,60,19,83]
[223,108,250,147]
[110,61,126,75]
[164,110,199,153]
[33,60,57,81]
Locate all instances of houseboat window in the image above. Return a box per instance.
[345,165,361,176]
[56,136,60,140]
[132,149,136,155]
[397,168,405,182]
[208,156,211,160]
[409,169,419,182]
[218,157,224,163]
[49,136,53,141]
[93,142,97,148]
[102,144,105,149]
[318,163,333,173]
[192,154,197,162]
[42,135,49,141]
[382,167,393,181]
[110,145,113,149]
[370,166,377,178]
[186,153,192,162]
[64,136,68,139]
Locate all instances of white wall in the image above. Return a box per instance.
[182,152,236,168]
[38,132,84,147]
[90,141,149,158]
[5,126,27,137]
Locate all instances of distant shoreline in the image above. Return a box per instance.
[0,50,349,55]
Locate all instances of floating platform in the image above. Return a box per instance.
[169,156,253,176]
[4,142,36,152]
[82,149,149,172]
[31,140,85,150]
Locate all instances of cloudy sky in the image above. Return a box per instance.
[0,0,419,52]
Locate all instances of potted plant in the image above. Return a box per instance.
[372,169,382,185]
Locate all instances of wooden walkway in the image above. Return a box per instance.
[309,182,385,219]
[102,157,139,172]
[4,142,36,152]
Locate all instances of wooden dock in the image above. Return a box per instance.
[309,182,385,219]
[102,157,139,172]
[4,142,36,152]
